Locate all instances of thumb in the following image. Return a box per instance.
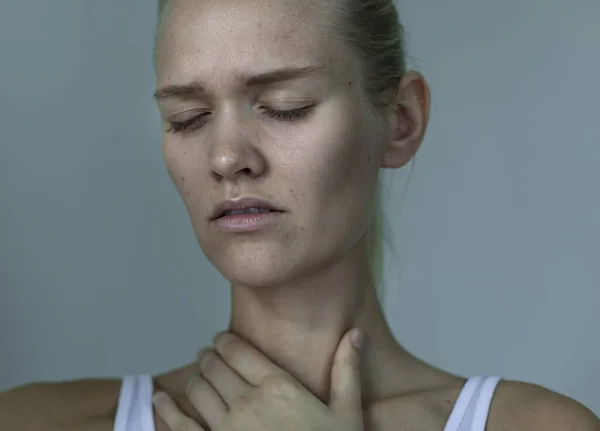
[329,328,365,419]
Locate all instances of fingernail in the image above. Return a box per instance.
[350,328,365,350]
[196,347,210,360]
[212,330,227,344]
[152,391,167,406]
[186,376,202,395]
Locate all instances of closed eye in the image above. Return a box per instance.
[262,105,316,121]
[165,105,316,134]
[166,114,210,134]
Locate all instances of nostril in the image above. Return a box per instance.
[210,165,255,181]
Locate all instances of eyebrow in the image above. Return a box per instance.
[153,65,328,100]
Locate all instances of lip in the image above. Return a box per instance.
[214,210,284,233]
[210,197,285,220]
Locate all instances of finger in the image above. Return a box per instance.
[328,328,364,420]
[213,331,291,386]
[198,347,253,405]
[153,391,206,431]
[185,375,227,431]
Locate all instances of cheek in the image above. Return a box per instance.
[271,107,377,237]
[162,139,183,183]
[293,109,373,193]
[162,139,203,201]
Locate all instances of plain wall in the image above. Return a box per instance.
[1,0,598,414]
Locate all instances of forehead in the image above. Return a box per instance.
[156,0,348,85]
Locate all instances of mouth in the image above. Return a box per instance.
[219,207,277,217]
[210,198,285,221]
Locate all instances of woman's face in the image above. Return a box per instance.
[154,0,389,286]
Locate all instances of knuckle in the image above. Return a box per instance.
[260,375,296,398]
[218,335,241,363]
[173,417,197,431]
[185,375,209,398]
[229,393,253,414]
[198,350,217,374]
[229,394,265,429]
[224,410,248,431]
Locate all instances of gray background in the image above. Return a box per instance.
[1,0,598,415]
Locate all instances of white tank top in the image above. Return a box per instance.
[114,374,501,431]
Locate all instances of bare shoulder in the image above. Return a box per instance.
[0,378,122,430]
[488,380,600,431]
[0,361,200,431]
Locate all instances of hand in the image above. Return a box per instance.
[153,328,366,431]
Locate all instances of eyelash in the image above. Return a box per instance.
[166,105,315,134]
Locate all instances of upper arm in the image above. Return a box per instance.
[488,380,600,431]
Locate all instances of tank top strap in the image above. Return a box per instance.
[443,376,502,431]
[114,374,156,431]
[113,373,500,431]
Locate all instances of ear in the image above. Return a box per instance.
[381,71,430,169]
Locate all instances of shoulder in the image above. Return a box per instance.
[0,378,122,430]
[487,379,600,431]
[0,364,201,431]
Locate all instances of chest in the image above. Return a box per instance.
[363,388,462,431]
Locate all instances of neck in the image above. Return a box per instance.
[227,238,409,405]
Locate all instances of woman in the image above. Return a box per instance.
[1,0,599,430]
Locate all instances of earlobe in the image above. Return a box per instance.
[381,147,415,169]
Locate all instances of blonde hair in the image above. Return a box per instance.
[155,0,407,305]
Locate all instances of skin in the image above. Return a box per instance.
[153,0,444,412]
[153,329,366,431]
[1,0,599,430]
[151,1,600,430]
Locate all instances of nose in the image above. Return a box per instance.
[208,115,266,181]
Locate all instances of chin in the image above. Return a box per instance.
[211,245,297,287]
[219,263,292,288]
